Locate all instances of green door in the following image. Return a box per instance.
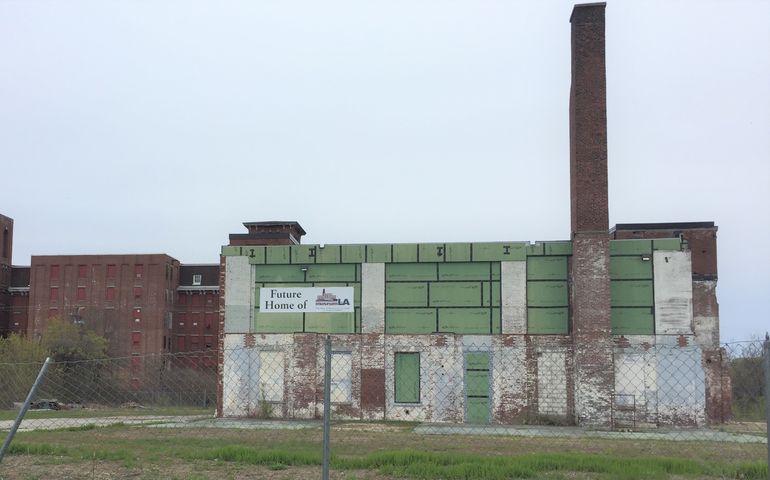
[465,352,490,424]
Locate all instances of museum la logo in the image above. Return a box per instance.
[315,289,350,307]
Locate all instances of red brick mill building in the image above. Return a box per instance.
[1,4,730,427]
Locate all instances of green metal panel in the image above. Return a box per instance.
[386,283,428,307]
[473,242,526,261]
[438,308,490,333]
[386,263,437,282]
[392,244,418,263]
[491,282,501,306]
[306,264,356,282]
[465,370,489,396]
[354,308,361,333]
[653,238,682,251]
[526,243,545,256]
[609,239,652,255]
[491,262,501,281]
[544,241,573,256]
[445,243,471,262]
[245,247,266,264]
[465,352,490,370]
[430,282,482,307]
[394,352,420,403]
[491,308,501,334]
[254,265,306,283]
[341,245,366,263]
[527,308,569,334]
[419,243,445,263]
[265,246,291,264]
[527,281,568,307]
[290,245,315,264]
[438,262,490,281]
[611,308,655,335]
[367,244,392,263]
[221,246,241,256]
[465,397,489,424]
[482,282,491,307]
[316,245,341,264]
[385,309,436,334]
[611,280,653,307]
[610,256,652,280]
[304,312,355,333]
[527,256,568,281]
[253,312,304,333]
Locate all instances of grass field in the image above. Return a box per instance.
[0,406,211,422]
[1,421,767,480]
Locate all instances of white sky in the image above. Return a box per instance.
[1,1,768,342]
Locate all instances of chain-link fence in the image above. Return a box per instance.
[1,336,768,477]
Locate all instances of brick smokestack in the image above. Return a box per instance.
[568,3,613,427]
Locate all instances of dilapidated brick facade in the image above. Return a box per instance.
[216,3,728,428]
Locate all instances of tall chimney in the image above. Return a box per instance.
[568,3,613,427]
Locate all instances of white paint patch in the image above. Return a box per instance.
[653,251,693,334]
[361,263,385,333]
[331,352,353,403]
[501,261,527,334]
[224,256,252,333]
[537,350,567,417]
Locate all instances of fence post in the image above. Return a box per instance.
[763,333,769,478]
[322,335,331,480]
[0,357,52,463]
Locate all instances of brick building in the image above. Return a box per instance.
[216,3,728,427]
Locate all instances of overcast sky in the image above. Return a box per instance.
[1,1,767,342]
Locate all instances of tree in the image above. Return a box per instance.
[41,318,108,362]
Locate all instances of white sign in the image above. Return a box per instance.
[259,287,354,313]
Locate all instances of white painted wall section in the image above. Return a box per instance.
[653,251,693,334]
[361,263,385,333]
[501,261,526,334]
[537,350,568,417]
[224,256,252,333]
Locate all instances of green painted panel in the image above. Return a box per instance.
[253,311,304,333]
[445,243,471,262]
[419,243,445,263]
[527,256,568,281]
[266,246,291,264]
[221,246,241,256]
[653,238,682,251]
[316,245,341,264]
[386,263,437,282]
[306,264,356,282]
[385,309,436,334]
[291,245,316,264]
[430,282,482,307]
[246,247,266,264]
[527,281,568,307]
[386,283,428,307]
[367,244,391,263]
[482,282,491,307]
[527,308,569,334]
[438,308,490,333]
[611,280,653,307]
[341,245,366,264]
[526,243,545,256]
[354,308,361,333]
[611,308,655,335]
[305,312,354,333]
[609,240,652,255]
[473,243,525,261]
[544,241,572,256]
[610,256,652,280]
[438,262,491,281]
[465,397,489,424]
[392,244,418,263]
[394,352,420,403]
[491,308,501,334]
[465,352,489,370]
[254,265,305,283]
[491,282,501,306]
[465,370,489,396]
[491,262,501,281]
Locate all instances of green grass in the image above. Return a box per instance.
[0,406,211,421]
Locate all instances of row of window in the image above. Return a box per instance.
[48,264,145,280]
[49,286,144,302]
